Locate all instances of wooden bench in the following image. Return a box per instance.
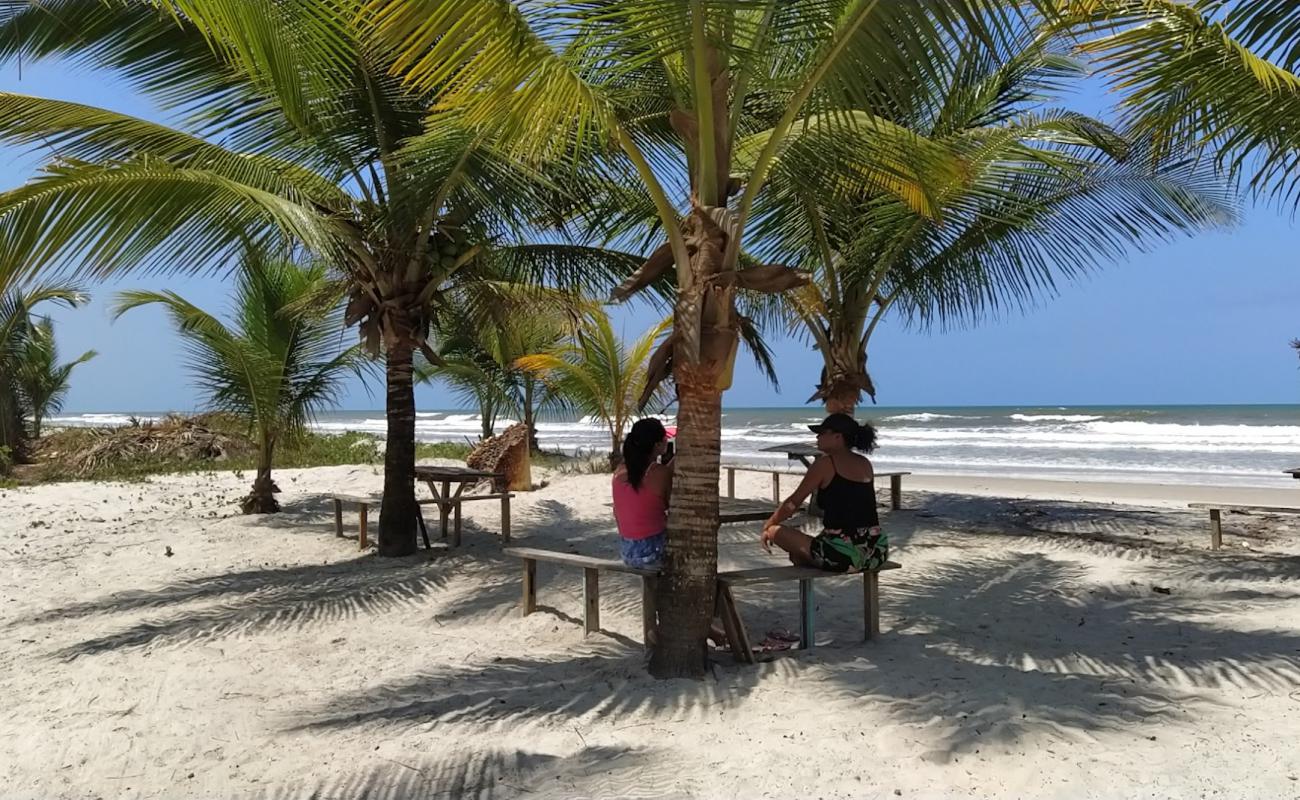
[1188,502,1300,549]
[722,466,911,510]
[716,561,902,664]
[327,493,382,550]
[503,547,659,646]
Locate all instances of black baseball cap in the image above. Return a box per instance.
[808,413,858,437]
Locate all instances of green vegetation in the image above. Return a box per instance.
[19,413,475,485]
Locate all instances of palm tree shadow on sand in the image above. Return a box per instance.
[250,744,675,800]
[288,549,1300,759]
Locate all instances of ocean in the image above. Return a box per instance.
[47,404,1300,488]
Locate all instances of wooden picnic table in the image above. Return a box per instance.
[1285,468,1300,480]
[754,441,909,510]
[414,465,510,545]
[718,497,787,524]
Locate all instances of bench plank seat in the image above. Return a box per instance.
[719,561,902,584]
[1188,502,1300,550]
[502,547,657,575]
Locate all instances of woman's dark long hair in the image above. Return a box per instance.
[853,421,878,453]
[622,418,667,490]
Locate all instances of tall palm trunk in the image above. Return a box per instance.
[523,380,540,452]
[241,434,281,513]
[379,341,419,556]
[650,362,723,677]
[650,205,733,679]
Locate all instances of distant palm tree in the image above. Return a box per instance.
[14,315,97,439]
[113,252,368,513]
[0,282,87,463]
[516,309,674,468]
[417,289,579,445]
[755,33,1235,413]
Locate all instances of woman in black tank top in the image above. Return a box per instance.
[760,414,889,573]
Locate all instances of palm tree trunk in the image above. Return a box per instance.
[650,362,722,678]
[823,380,858,415]
[379,341,419,557]
[523,380,540,452]
[241,437,281,514]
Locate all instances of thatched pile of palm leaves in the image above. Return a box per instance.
[38,413,255,479]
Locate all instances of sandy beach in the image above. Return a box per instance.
[2,464,1299,799]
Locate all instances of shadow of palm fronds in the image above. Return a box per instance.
[252,744,680,800]
[40,555,457,659]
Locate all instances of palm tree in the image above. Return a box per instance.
[0,281,87,463]
[368,0,1067,675]
[0,1,631,554]
[517,309,674,468]
[14,315,97,439]
[112,252,367,514]
[754,34,1235,413]
[417,289,578,446]
[1056,1,1300,206]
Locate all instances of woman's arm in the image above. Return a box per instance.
[762,458,831,531]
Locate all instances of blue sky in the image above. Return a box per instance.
[3,58,1299,413]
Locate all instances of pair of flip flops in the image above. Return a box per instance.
[754,628,801,653]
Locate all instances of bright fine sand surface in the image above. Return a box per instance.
[3,464,1300,799]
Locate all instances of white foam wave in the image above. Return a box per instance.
[882,413,970,422]
[1009,414,1102,423]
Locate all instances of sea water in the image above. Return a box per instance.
[47,405,1300,488]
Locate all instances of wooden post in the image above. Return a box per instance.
[501,494,511,543]
[416,511,431,550]
[439,502,450,539]
[864,571,880,640]
[772,472,780,503]
[332,499,343,537]
[521,558,537,615]
[641,575,658,650]
[726,467,735,499]
[358,504,368,550]
[1210,508,1223,550]
[890,474,903,511]
[716,582,754,664]
[452,503,462,548]
[583,568,600,635]
[799,579,814,650]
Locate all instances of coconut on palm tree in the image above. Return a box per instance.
[753,33,1235,414]
[112,251,368,514]
[368,0,1073,675]
[0,0,633,554]
[516,309,674,468]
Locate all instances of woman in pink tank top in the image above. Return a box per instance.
[612,418,672,568]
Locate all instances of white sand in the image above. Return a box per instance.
[2,464,1299,799]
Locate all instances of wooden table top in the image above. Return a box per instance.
[414,465,498,481]
[1285,468,1300,480]
[758,441,820,457]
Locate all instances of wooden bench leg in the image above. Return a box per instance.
[501,494,511,543]
[772,472,780,503]
[641,576,658,650]
[439,503,450,539]
[521,558,537,616]
[583,568,600,635]
[890,474,903,510]
[332,499,343,538]
[716,582,754,664]
[358,504,368,550]
[799,579,814,650]
[1209,508,1222,550]
[726,467,735,499]
[864,571,880,640]
[452,503,462,548]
